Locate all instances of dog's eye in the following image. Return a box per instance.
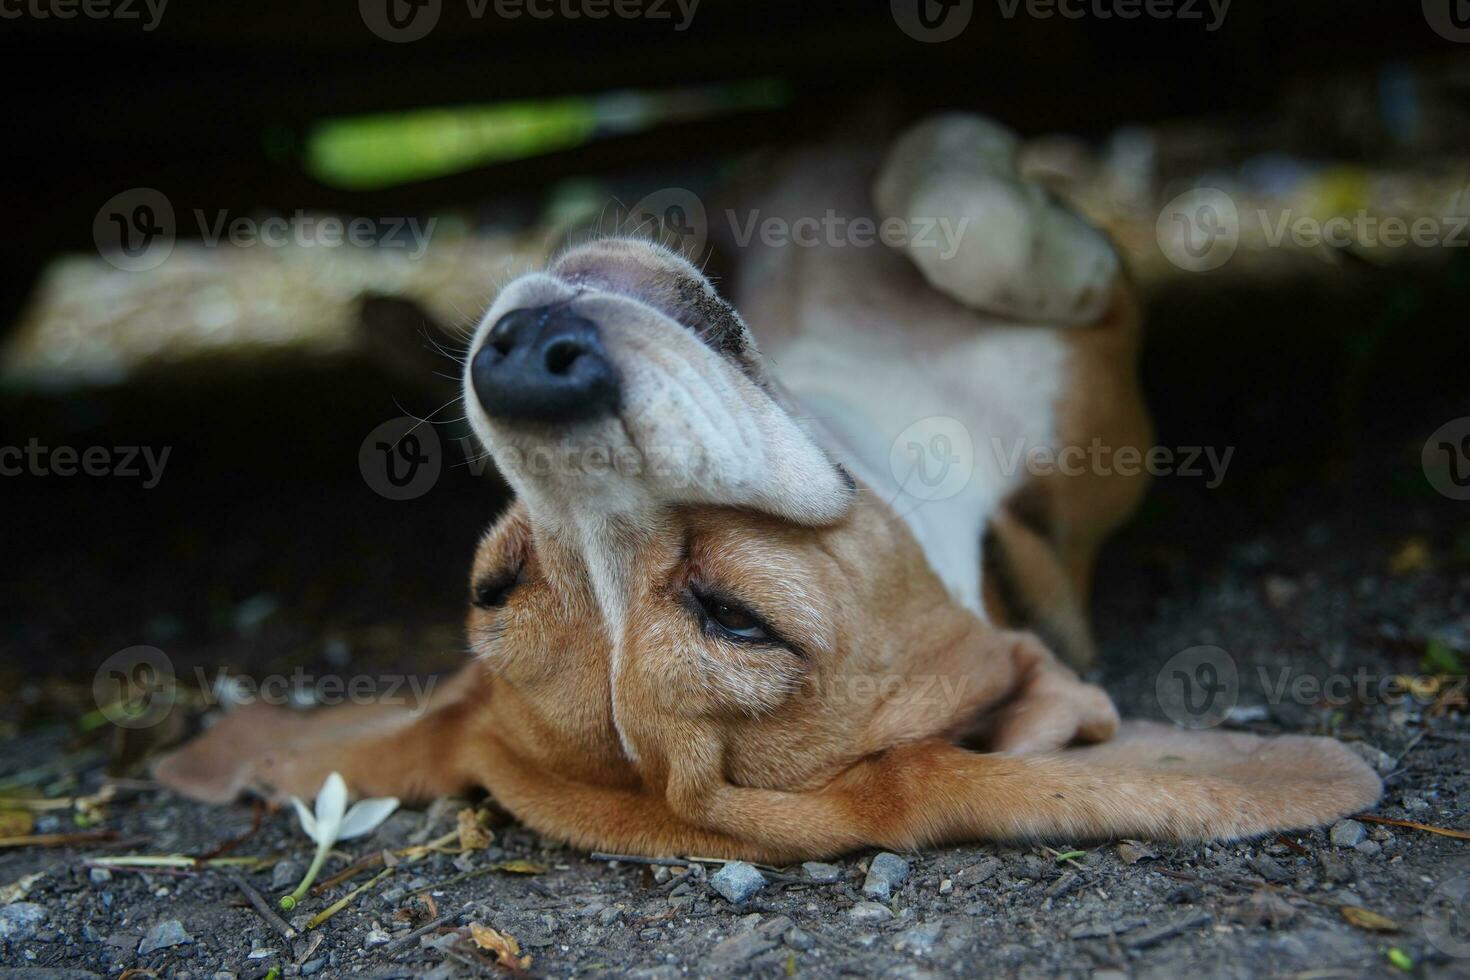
[472,565,524,610]
[691,587,773,643]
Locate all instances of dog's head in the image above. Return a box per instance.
[461,239,999,796]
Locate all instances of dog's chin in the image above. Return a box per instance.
[465,257,854,528]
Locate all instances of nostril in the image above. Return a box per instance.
[543,338,584,376]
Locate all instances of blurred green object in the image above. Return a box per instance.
[306,79,789,190]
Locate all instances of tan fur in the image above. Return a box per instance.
[155,116,1379,860]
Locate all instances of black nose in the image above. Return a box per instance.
[470,305,620,424]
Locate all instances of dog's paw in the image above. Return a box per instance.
[988,671,1120,755]
[873,114,1118,326]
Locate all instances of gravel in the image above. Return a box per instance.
[0,904,47,945]
[802,861,842,883]
[1,419,1465,978]
[862,852,912,900]
[709,861,766,904]
[847,901,895,923]
[137,919,192,955]
[1330,819,1369,848]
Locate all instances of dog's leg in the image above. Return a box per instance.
[661,724,1380,862]
[153,665,488,804]
[873,113,1118,325]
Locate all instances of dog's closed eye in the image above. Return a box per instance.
[473,564,525,610]
[688,584,798,653]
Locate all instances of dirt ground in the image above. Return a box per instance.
[2,425,1467,980]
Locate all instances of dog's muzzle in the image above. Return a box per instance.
[470,304,621,424]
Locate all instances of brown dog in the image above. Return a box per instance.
[156,115,1380,862]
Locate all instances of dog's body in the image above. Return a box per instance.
[723,124,1151,666]
[157,116,1379,861]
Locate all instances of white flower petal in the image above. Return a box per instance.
[337,797,400,840]
[314,772,349,838]
[290,796,318,842]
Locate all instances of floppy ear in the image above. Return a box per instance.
[665,721,1382,862]
[152,665,489,804]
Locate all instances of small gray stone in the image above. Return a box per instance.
[1354,839,1382,857]
[1329,819,1367,848]
[598,906,623,926]
[301,956,327,975]
[1318,851,1353,883]
[956,859,1000,885]
[88,868,112,885]
[138,919,192,955]
[363,928,392,948]
[0,903,48,944]
[379,886,407,905]
[1249,854,1291,882]
[847,901,894,923]
[270,860,303,892]
[802,861,842,883]
[784,927,815,951]
[863,852,912,900]
[709,862,766,904]
[705,928,779,967]
[893,920,944,955]
[1347,742,1394,775]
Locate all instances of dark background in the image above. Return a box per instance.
[2,0,1467,697]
